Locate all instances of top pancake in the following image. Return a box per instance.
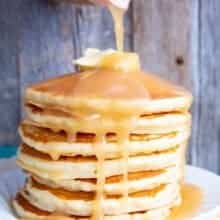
[25,71,192,116]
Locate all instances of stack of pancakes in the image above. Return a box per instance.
[13,55,192,220]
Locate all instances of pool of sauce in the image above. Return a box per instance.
[168,184,203,220]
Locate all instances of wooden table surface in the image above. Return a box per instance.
[0,0,220,174]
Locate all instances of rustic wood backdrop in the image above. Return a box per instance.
[0,0,219,173]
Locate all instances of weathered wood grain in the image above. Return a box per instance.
[19,0,75,88]
[194,0,220,173]
[0,0,22,145]
[132,0,199,166]
[132,0,193,87]
[187,0,200,168]
[18,0,75,116]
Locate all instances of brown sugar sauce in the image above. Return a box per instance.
[168,184,203,220]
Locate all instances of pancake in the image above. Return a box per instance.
[19,122,190,160]
[25,105,191,134]
[13,53,192,220]
[25,71,192,116]
[19,179,181,216]
[32,166,181,194]
[13,193,172,220]
[17,144,184,179]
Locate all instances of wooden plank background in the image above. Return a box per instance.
[0,0,220,173]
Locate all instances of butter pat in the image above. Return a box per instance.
[74,48,141,72]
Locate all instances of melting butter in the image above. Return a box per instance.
[99,52,141,72]
[75,49,141,73]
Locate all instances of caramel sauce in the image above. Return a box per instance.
[92,133,106,219]
[116,129,129,213]
[108,5,125,51]
[168,184,203,220]
[72,70,150,100]
[29,70,184,104]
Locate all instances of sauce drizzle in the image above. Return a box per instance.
[92,132,106,219]
[109,5,125,51]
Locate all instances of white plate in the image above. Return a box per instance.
[0,163,220,219]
